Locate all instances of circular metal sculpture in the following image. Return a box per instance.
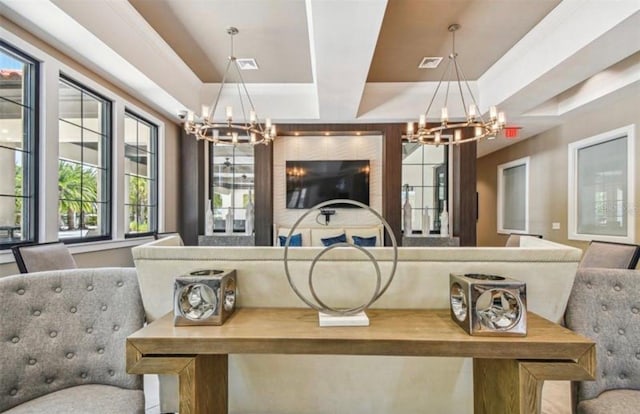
[283,199,398,316]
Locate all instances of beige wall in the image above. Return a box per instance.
[477,84,640,248]
[0,16,182,272]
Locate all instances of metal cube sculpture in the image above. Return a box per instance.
[173,269,237,326]
[449,273,526,336]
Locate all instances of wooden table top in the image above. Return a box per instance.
[128,308,593,361]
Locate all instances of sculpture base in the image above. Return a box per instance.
[318,311,369,327]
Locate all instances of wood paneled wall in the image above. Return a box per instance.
[179,124,477,246]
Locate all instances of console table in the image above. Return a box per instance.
[126,308,595,414]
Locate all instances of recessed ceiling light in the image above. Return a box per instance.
[418,57,443,69]
[237,58,259,70]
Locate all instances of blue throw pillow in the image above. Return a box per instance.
[352,235,377,247]
[279,233,302,247]
[321,233,347,247]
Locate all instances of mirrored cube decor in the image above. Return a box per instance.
[449,273,526,336]
[173,269,237,326]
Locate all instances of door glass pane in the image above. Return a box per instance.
[502,164,526,231]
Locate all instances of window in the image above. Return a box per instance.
[401,143,448,234]
[124,111,158,236]
[209,144,254,232]
[0,42,37,249]
[58,76,111,241]
[568,125,635,242]
[497,157,530,234]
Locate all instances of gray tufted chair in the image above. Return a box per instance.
[0,268,145,413]
[565,268,640,413]
[578,240,640,269]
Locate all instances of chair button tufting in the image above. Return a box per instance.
[28,358,36,365]
[49,331,57,338]
[113,325,120,331]
[619,373,626,380]
[80,372,88,379]
[101,305,108,311]
[45,378,53,384]
[17,288,25,295]
[607,350,613,356]
[54,287,62,293]
[87,285,94,291]
[636,353,640,360]
[601,304,608,311]
[632,307,639,314]
[86,327,93,334]
[593,326,599,333]
[108,370,115,376]
[9,388,17,396]
[618,328,625,335]
[70,306,77,313]
[33,310,41,316]
[66,352,74,359]
[97,347,105,354]
[586,282,592,289]
[11,336,19,344]
[614,284,622,291]
[117,281,124,287]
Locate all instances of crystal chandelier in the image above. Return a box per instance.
[405,24,506,146]
[183,27,276,145]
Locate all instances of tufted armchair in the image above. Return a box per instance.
[565,268,640,413]
[0,268,145,413]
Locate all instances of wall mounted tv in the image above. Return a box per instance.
[286,160,370,209]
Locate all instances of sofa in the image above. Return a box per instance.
[132,235,581,414]
[274,224,384,246]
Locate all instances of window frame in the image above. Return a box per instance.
[568,125,635,243]
[0,41,39,250]
[57,74,112,244]
[124,109,158,238]
[497,156,530,235]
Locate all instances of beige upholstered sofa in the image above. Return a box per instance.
[132,235,582,414]
[274,224,384,246]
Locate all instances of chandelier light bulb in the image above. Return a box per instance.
[250,133,256,144]
[454,129,462,143]
[434,131,441,144]
[468,104,477,120]
[250,110,256,123]
[441,107,448,123]
[187,111,195,123]
[474,126,483,138]
[498,111,506,126]
[266,118,272,129]
[419,114,426,128]
[489,106,498,121]
[270,125,277,138]
[225,106,233,121]
[232,132,238,144]
[407,122,414,134]
[201,105,210,120]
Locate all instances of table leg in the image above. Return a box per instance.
[474,352,595,414]
[179,354,228,414]
[474,359,538,414]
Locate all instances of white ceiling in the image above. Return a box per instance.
[1,0,639,157]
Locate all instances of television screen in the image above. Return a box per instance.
[286,160,370,209]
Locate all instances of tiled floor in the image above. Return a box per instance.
[142,375,571,414]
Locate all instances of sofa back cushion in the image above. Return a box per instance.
[0,268,144,412]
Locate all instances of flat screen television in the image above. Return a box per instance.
[286,160,370,209]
